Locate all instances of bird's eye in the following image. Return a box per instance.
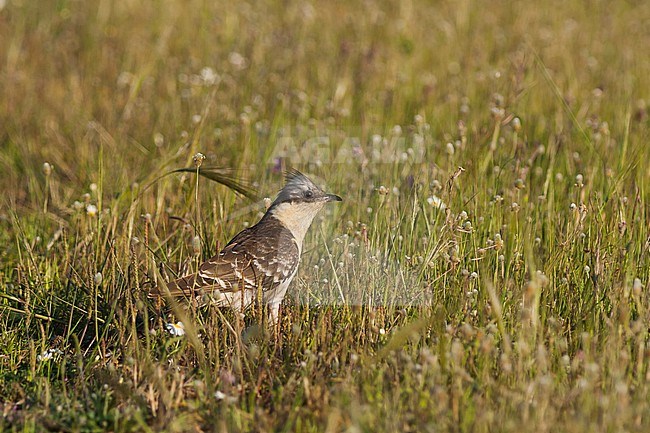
[304,190,313,198]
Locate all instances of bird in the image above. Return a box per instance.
[159,169,342,324]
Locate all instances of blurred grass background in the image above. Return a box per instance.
[1,0,650,431]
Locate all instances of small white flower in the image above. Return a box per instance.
[427,195,447,210]
[214,390,238,404]
[228,52,247,69]
[166,321,185,336]
[200,67,219,85]
[86,204,98,217]
[42,162,53,176]
[38,348,63,362]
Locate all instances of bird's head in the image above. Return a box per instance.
[267,169,342,245]
[270,169,342,207]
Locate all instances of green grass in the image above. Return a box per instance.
[1,0,650,431]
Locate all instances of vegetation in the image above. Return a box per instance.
[1,0,649,431]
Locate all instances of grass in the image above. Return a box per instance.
[1,0,650,431]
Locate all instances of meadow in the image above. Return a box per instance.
[1,0,650,431]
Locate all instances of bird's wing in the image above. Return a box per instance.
[163,218,300,299]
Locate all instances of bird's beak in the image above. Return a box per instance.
[324,193,342,202]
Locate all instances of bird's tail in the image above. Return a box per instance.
[148,261,195,299]
[164,274,198,298]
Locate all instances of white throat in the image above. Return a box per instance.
[269,201,325,251]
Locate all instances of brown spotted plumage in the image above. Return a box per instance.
[166,216,299,299]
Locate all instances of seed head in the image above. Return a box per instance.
[494,233,504,250]
[154,133,164,147]
[514,178,525,189]
[192,236,201,255]
[575,174,584,187]
[192,152,206,168]
[633,278,643,297]
[445,142,455,155]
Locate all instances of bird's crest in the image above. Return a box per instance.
[271,169,323,206]
[285,168,319,189]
